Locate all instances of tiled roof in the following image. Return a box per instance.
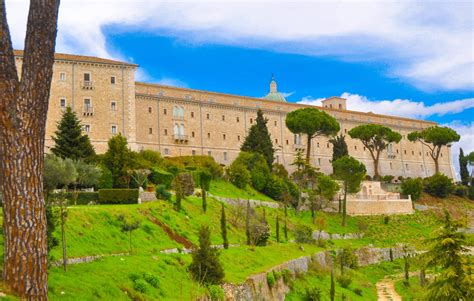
[13,50,138,67]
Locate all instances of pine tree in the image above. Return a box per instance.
[51,107,95,161]
[189,226,225,285]
[329,134,348,162]
[241,109,274,168]
[459,148,469,186]
[276,215,280,243]
[220,204,229,249]
[424,210,473,300]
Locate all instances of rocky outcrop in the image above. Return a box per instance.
[223,246,416,301]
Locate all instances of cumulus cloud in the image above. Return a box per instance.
[299,93,474,119]
[6,0,473,91]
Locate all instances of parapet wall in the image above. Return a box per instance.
[345,199,414,216]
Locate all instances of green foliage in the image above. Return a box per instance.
[174,173,195,196]
[98,189,139,204]
[336,274,352,288]
[266,272,276,288]
[453,185,468,197]
[143,272,160,288]
[305,286,322,301]
[44,154,78,191]
[383,216,390,225]
[264,175,286,200]
[337,248,358,274]
[424,210,473,300]
[316,174,340,202]
[97,166,113,189]
[67,192,99,205]
[329,134,349,163]
[282,269,293,285]
[459,148,469,186]
[294,224,314,244]
[248,215,271,246]
[353,288,363,296]
[220,204,229,249]
[228,162,251,189]
[74,160,101,188]
[423,173,453,198]
[102,134,134,188]
[51,107,96,161]
[198,170,212,191]
[134,149,163,168]
[208,285,224,301]
[133,278,148,293]
[333,156,366,194]
[241,109,275,168]
[348,124,401,178]
[155,185,171,201]
[189,226,225,285]
[401,178,424,201]
[381,175,394,183]
[149,168,174,188]
[286,108,340,162]
[166,156,223,179]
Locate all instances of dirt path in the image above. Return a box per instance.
[376,278,402,301]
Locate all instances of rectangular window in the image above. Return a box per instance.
[110,76,116,84]
[327,143,330,148]
[84,124,90,133]
[191,112,194,118]
[274,121,277,126]
[111,101,116,111]
[164,129,168,136]
[164,148,169,155]
[238,135,241,141]
[59,72,66,81]
[192,150,196,156]
[148,107,152,113]
[208,151,212,156]
[149,128,153,135]
[317,142,320,148]
[222,115,225,121]
[83,73,91,82]
[84,98,91,108]
[406,163,409,170]
[286,140,289,145]
[164,108,167,115]
[236,117,240,122]
[207,133,211,139]
[250,118,253,124]
[318,158,321,165]
[60,98,66,108]
[111,125,117,134]
[275,139,278,144]
[191,131,195,138]
[224,152,228,161]
[223,134,226,140]
[206,113,210,120]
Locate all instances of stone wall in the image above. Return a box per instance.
[344,200,414,216]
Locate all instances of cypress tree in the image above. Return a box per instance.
[221,203,229,249]
[102,134,133,188]
[200,170,212,213]
[241,109,275,168]
[51,107,95,161]
[330,268,335,301]
[246,200,251,245]
[276,215,280,243]
[284,218,288,241]
[459,148,469,186]
[329,134,348,162]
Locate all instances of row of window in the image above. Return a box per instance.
[59,98,119,111]
[58,72,117,85]
[83,124,118,134]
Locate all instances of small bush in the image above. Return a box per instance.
[155,184,171,201]
[305,286,322,301]
[227,163,251,189]
[423,173,453,198]
[381,175,394,183]
[98,189,139,204]
[273,270,282,281]
[353,287,363,296]
[97,167,113,189]
[129,272,141,282]
[133,279,148,293]
[294,224,314,244]
[469,185,474,200]
[337,274,352,288]
[65,192,99,205]
[149,168,174,188]
[143,272,159,288]
[453,185,468,197]
[281,269,293,285]
[401,178,424,201]
[365,175,372,181]
[208,285,224,301]
[266,272,276,288]
[383,216,390,225]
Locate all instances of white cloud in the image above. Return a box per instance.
[299,92,474,119]
[443,121,474,180]
[155,78,189,88]
[6,0,473,91]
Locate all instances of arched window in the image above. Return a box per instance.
[173,124,179,136]
[180,124,185,136]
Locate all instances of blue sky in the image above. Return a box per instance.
[7,0,474,174]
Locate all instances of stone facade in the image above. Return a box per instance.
[14,51,455,178]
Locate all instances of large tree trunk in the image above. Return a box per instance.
[0,0,60,299]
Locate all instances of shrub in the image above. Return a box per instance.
[401,178,424,201]
[337,248,359,270]
[98,189,139,204]
[173,173,195,196]
[365,175,372,181]
[75,192,99,205]
[381,175,394,183]
[337,274,352,288]
[250,159,270,191]
[266,272,276,288]
[143,272,159,288]
[149,168,174,188]
[155,184,171,201]
[248,219,271,246]
[228,163,251,189]
[166,156,223,179]
[469,185,474,200]
[423,173,453,198]
[353,287,363,296]
[208,285,224,301]
[133,278,148,293]
[281,269,293,284]
[453,185,468,197]
[264,175,286,200]
[129,272,141,281]
[273,270,282,281]
[305,286,322,301]
[97,166,113,189]
[294,224,314,244]
[383,216,390,225]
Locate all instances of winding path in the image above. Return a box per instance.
[376,277,402,301]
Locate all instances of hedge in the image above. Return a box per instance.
[149,168,174,188]
[98,189,139,204]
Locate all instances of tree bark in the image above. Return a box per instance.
[306,134,312,163]
[0,0,60,299]
[342,182,347,227]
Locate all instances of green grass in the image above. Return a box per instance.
[209,179,276,202]
[394,276,425,300]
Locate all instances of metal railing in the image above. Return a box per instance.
[83,106,94,116]
[81,81,93,89]
[173,134,188,141]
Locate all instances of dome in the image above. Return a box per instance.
[263,75,287,102]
